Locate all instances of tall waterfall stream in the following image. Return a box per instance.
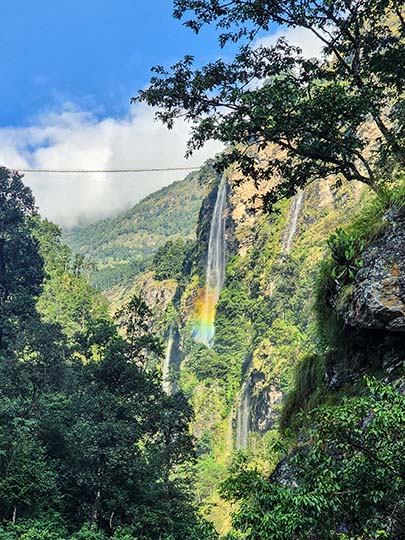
[194,176,227,346]
[235,381,251,450]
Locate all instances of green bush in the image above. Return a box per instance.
[152,239,192,280]
[327,228,365,284]
[223,379,405,540]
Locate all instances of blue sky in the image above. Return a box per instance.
[0,1,319,227]
[1,0,229,127]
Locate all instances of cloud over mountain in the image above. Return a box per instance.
[0,104,222,228]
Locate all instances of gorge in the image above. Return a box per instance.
[61,153,405,539]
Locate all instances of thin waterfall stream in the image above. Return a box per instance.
[194,176,227,346]
[283,190,304,254]
[235,382,251,450]
[162,325,173,394]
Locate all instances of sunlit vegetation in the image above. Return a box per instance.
[1,0,404,537]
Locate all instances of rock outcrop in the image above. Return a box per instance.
[335,207,405,333]
[327,207,405,387]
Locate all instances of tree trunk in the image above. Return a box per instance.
[12,505,17,524]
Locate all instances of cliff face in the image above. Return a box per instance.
[106,270,177,313]
[152,169,369,528]
[219,174,364,440]
[87,156,400,531]
[327,207,405,388]
[269,204,405,538]
[335,208,405,333]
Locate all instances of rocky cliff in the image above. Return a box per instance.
[151,167,368,528]
[327,206,405,388]
[267,201,405,540]
[335,208,405,333]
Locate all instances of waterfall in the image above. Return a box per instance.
[282,190,304,254]
[162,325,173,394]
[235,382,251,450]
[206,176,227,298]
[194,176,227,346]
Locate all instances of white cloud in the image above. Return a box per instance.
[0,104,223,229]
[255,26,324,59]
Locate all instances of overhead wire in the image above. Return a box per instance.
[8,166,202,174]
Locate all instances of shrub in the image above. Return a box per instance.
[223,379,405,540]
[152,239,192,280]
[327,228,365,285]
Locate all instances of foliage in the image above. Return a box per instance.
[388,172,405,207]
[223,378,405,540]
[114,293,164,362]
[184,340,224,381]
[314,258,346,356]
[0,167,44,353]
[137,0,405,210]
[90,256,150,291]
[327,228,365,284]
[0,170,216,540]
[152,238,193,281]
[280,353,325,433]
[31,216,113,356]
[213,262,253,402]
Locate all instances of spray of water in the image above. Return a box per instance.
[193,176,227,345]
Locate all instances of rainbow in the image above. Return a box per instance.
[192,286,219,346]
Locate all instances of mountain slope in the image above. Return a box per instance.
[63,171,205,290]
[61,154,404,536]
[102,163,369,531]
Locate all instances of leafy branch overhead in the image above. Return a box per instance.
[136,0,405,210]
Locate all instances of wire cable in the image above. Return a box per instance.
[10,166,202,174]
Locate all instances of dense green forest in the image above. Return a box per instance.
[0,167,216,540]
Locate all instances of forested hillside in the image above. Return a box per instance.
[75,149,404,536]
[63,171,205,291]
